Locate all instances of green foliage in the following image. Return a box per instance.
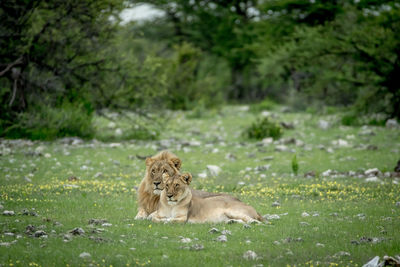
[341,112,387,127]
[244,118,283,140]
[250,98,277,113]
[292,154,299,176]
[2,102,94,140]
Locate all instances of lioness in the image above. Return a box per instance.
[150,172,264,224]
[135,151,228,219]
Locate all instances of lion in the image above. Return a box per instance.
[150,172,264,224]
[135,151,228,220]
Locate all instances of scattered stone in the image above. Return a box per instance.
[129,248,136,251]
[180,237,191,243]
[332,139,349,147]
[208,228,219,234]
[275,145,289,152]
[365,177,381,183]
[362,256,379,267]
[321,169,332,176]
[243,224,251,229]
[271,201,280,207]
[396,202,400,207]
[33,230,47,238]
[243,250,258,260]
[0,241,17,247]
[25,225,36,235]
[190,244,204,251]
[88,219,108,225]
[0,204,3,209]
[206,165,221,176]
[221,230,231,235]
[264,214,280,220]
[93,172,103,178]
[333,251,351,258]
[316,243,325,247]
[254,164,270,172]
[281,122,295,129]
[3,210,15,216]
[68,176,79,181]
[216,235,227,242]
[225,153,237,161]
[365,168,380,177]
[69,227,85,236]
[301,212,310,217]
[382,256,400,266]
[79,252,91,259]
[299,222,310,226]
[4,232,14,237]
[318,120,330,130]
[261,138,274,146]
[273,241,281,245]
[262,156,274,161]
[101,223,112,227]
[386,119,399,129]
[304,171,316,178]
[282,237,303,243]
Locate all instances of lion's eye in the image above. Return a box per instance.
[175,184,179,188]
[166,185,169,189]
[151,169,156,174]
[163,169,168,174]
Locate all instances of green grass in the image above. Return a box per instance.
[1,105,400,266]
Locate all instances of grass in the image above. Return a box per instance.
[1,105,400,266]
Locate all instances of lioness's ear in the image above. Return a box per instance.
[181,173,192,185]
[170,157,182,170]
[145,157,154,167]
[162,173,170,183]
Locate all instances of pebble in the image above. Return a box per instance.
[221,230,231,235]
[33,230,47,238]
[79,252,91,259]
[243,250,257,260]
[264,214,280,220]
[316,243,325,247]
[208,228,219,234]
[216,235,227,242]
[69,227,85,235]
[180,237,191,243]
[207,165,221,176]
[271,201,280,207]
[301,212,310,217]
[2,210,15,216]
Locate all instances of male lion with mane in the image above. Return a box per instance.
[135,151,229,219]
[150,172,264,224]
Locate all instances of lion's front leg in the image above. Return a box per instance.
[151,212,167,223]
[135,208,148,220]
[170,214,187,223]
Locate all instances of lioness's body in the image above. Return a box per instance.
[151,173,264,224]
[135,151,228,219]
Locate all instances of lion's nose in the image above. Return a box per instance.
[154,182,161,187]
[167,194,173,199]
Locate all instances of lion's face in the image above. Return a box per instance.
[147,160,179,195]
[162,172,192,205]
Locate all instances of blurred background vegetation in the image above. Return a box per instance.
[1,0,399,140]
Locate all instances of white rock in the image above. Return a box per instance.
[198,172,207,179]
[44,153,51,158]
[207,165,221,176]
[332,139,349,147]
[108,122,116,128]
[275,145,288,152]
[261,111,271,117]
[79,252,91,259]
[264,214,280,220]
[261,137,273,145]
[318,120,330,130]
[322,169,332,176]
[302,212,310,217]
[365,168,380,177]
[243,250,257,260]
[115,128,123,136]
[365,177,381,183]
[386,119,399,129]
[216,235,227,242]
[102,223,112,227]
[2,210,15,216]
[362,256,380,267]
[316,243,325,247]
[180,238,191,243]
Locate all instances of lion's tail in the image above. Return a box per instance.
[255,212,265,222]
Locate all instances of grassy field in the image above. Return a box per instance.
[1,105,399,266]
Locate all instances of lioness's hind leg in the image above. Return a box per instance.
[225,210,256,224]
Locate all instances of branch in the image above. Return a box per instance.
[0,56,23,76]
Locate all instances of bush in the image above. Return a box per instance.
[250,98,277,113]
[244,118,283,140]
[2,102,94,140]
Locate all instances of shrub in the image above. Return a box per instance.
[244,118,283,140]
[2,102,94,140]
[250,98,277,113]
[292,155,299,176]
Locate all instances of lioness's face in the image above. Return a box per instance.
[148,160,179,195]
[163,173,192,205]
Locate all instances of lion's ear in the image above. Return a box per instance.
[170,157,182,170]
[180,173,192,185]
[145,157,154,167]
